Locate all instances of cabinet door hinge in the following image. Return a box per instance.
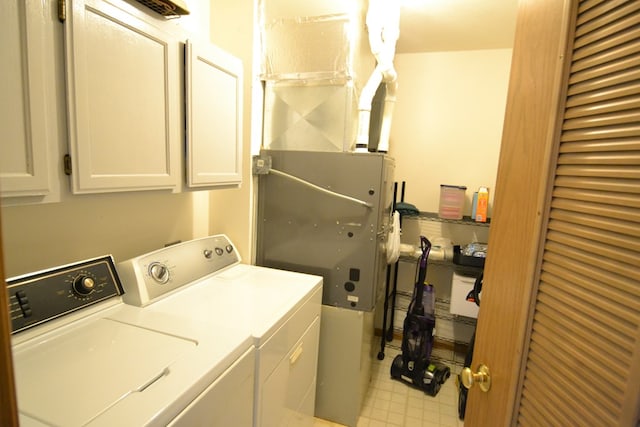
[63,154,72,175]
[58,0,66,23]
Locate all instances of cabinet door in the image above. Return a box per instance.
[185,40,243,188]
[0,0,52,199]
[65,0,181,193]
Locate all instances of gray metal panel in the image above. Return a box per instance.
[256,150,395,311]
[314,305,374,426]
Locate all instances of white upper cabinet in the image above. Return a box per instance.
[0,0,56,202]
[185,39,243,188]
[64,0,181,194]
[2,0,242,200]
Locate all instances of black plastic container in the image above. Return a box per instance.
[452,245,486,268]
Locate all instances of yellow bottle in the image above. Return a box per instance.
[475,187,489,222]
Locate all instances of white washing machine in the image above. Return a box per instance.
[8,255,255,427]
[117,234,323,427]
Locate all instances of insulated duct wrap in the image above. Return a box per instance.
[259,1,374,152]
[260,14,353,81]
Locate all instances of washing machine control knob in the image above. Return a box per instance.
[148,262,170,284]
[72,275,95,296]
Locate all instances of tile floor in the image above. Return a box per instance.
[314,345,465,427]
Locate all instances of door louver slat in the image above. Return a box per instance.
[554,175,640,193]
[574,1,640,38]
[578,0,607,15]
[563,109,640,130]
[569,54,640,85]
[541,263,639,316]
[521,384,572,427]
[559,138,640,152]
[525,359,618,425]
[546,237,640,281]
[565,94,640,118]
[545,268,637,328]
[551,205,640,229]
[531,322,627,391]
[528,341,621,415]
[517,1,640,424]
[558,150,640,165]
[545,240,640,286]
[550,198,640,221]
[561,124,640,141]
[546,229,639,266]
[572,39,640,74]
[556,164,640,178]
[552,186,640,207]
[578,0,631,21]
[573,17,640,58]
[565,81,640,108]
[534,307,630,374]
[567,66,640,96]
[548,218,640,253]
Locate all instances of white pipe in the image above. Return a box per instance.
[377,77,397,153]
[355,0,400,153]
[355,71,383,151]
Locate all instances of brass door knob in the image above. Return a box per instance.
[461,364,491,392]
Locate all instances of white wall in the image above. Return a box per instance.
[203,0,257,262]
[1,191,195,277]
[388,49,513,217]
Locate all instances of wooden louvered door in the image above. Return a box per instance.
[466,0,639,426]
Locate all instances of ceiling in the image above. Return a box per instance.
[396,0,519,53]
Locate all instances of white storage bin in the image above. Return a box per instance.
[450,272,479,318]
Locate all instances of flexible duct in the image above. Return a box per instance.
[355,0,400,153]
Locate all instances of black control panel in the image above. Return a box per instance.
[6,256,124,334]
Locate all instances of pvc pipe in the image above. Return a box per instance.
[355,71,383,152]
[355,0,400,153]
[377,76,397,153]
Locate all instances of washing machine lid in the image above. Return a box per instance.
[13,318,196,426]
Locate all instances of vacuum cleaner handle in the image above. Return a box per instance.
[413,236,431,315]
[417,236,431,284]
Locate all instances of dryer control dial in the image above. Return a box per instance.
[72,275,96,296]
[148,262,170,284]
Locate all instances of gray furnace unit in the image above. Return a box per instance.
[256,149,395,426]
[256,149,395,312]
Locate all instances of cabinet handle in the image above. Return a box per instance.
[290,344,303,365]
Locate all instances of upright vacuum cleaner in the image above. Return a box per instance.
[390,236,451,396]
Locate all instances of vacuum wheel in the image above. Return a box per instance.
[390,355,403,379]
[436,366,451,384]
